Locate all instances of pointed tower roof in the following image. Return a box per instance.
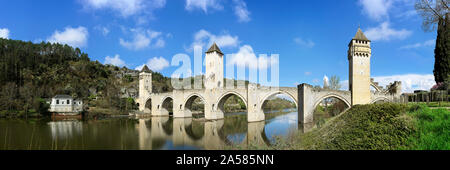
[206,43,224,55]
[140,65,151,73]
[353,28,370,41]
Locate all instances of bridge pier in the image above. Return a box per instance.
[298,84,314,124]
[247,84,266,122]
[172,118,192,147]
[203,119,225,149]
[173,95,192,118]
[245,121,267,146]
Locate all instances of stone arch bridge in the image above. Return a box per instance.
[137,82,401,123]
[297,83,402,123]
[138,84,298,122]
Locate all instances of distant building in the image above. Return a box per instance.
[49,95,83,114]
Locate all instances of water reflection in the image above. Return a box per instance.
[48,121,83,139]
[0,111,312,150]
[133,111,301,149]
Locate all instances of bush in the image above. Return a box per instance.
[298,103,415,150]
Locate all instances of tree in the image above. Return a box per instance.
[415,0,449,31]
[329,75,342,90]
[434,14,450,84]
[415,0,449,84]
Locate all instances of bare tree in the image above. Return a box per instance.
[329,75,342,90]
[415,0,449,31]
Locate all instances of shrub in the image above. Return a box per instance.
[298,103,415,150]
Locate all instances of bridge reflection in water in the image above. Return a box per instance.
[0,111,312,150]
[135,117,272,150]
[134,111,306,150]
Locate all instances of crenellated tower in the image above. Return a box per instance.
[139,65,152,111]
[348,27,372,105]
[204,43,224,89]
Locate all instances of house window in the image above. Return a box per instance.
[62,101,64,104]
[56,100,59,104]
[67,100,70,105]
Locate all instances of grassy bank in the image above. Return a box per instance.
[230,103,449,150]
[411,101,450,108]
[407,105,449,149]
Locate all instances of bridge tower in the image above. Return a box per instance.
[204,43,224,89]
[348,27,372,105]
[138,65,152,112]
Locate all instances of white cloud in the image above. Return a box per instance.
[395,9,417,19]
[233,0,251,22]
[95,26,110,36]
[227,45,278,69]
[340,74,435,93]
[120,28,165,50]
[365,22,412,41]
[81,0,166,17]
[358,0,393,21]
[135,56,169,71]
[185,0,223,13]
[104,54,126,67]
[294,37,315,48]
[189,29,239,51]
[0,28,9,39]
[304,72,312,76]
[47,26,89,48]
[400,39,435,49]
[373,74,435,93]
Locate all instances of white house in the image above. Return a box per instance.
[49,95,83,114]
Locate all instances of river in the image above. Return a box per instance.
[0,109,308,150]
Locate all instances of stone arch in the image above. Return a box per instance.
[144,97,152,114]
[371,97,390,104]
[259,90,298,111]
[310,93,351,123]
[313,93,351,110]
[184,119,205,140]
[370,82,382,92]
[160,96,173,116]
[184,93,207,117]
[216,91,248,114]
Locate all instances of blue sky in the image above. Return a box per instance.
[0,0,438,92]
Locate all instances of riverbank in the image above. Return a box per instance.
[228,103,449,150]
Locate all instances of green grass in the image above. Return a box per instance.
[225,103,449,150]
[412,102,450,108]
[298,103,415,150]
[406,104,450,150]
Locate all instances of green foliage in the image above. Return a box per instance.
[152,71,173,93]
[285,103,415,150]
[242,103,449,150]
[433,14,449,84]
[262,98,296,112]
[407,104,450,150]
[0,38,137,117]
[37,98,50,116]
